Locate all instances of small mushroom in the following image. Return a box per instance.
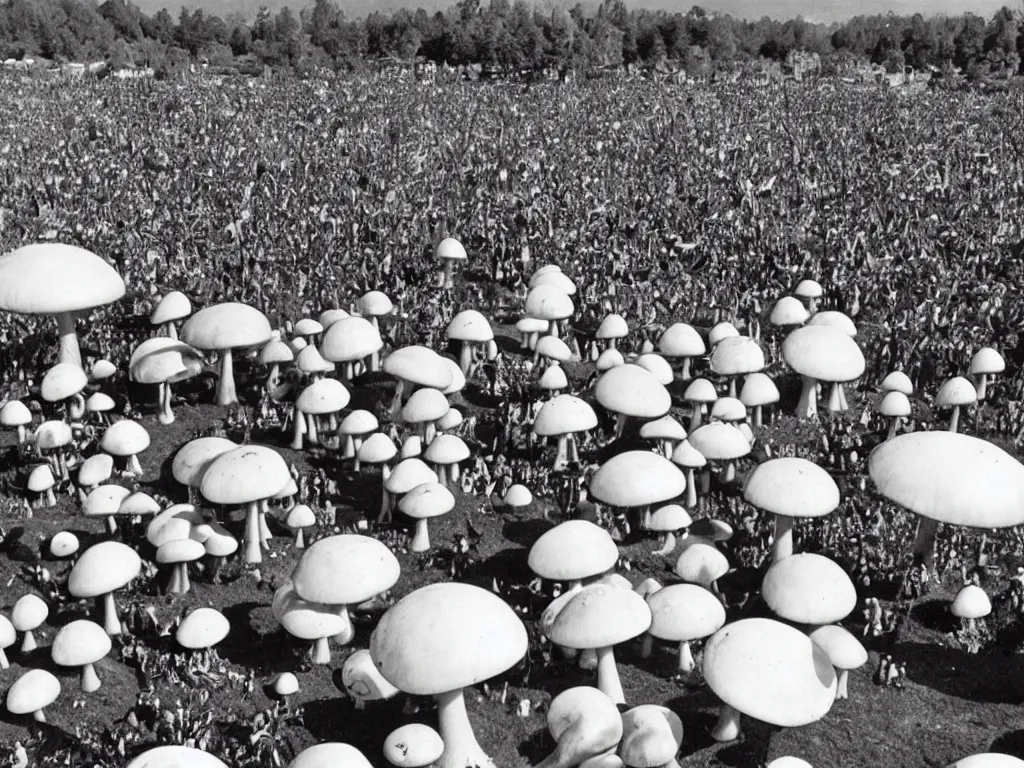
[6,669,61,722]
[384,723,445,768]
[287,504,317,549]
[341,648,399,709]
[51,619,111,692]
[68,541,141,635]
[12,594,48,653]
[100,419,150,477]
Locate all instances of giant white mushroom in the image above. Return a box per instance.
[370,583,529,768]
[6,669,60,723]
[589,451,686,532]
[594,364,672,440]
[68,541,141,635]
[643,583,725,673]
[783,325,865,419]
[762,553,858,626]
[51,619,111,692]
[320,315,384,379]
[180,302,273,405]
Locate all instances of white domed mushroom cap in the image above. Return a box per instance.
[319,317,383,362]
[590,451,686,508]
[150,291,192,325]
[525,284,574,321]
[634,354,674,386]
[708,322,739,347]
[68,541,141,598]
[100,419,150,457]
[291,534,401,606]
[126,746,229,768]
[121,491,161,515]
[6,669,60,715]
[0,243,125,315]
[399,482,455,519]
[547,584,651,649]
[296,378,350,414]
[808,625,867,671]
[319,308,350,329]
[339,410,379,435]
[384,723,445,768]
[647,583,725,641]
[596,347,626,371]
[36,420,73,450]
[710,397,746,422]
[274,582,349,640]
[619,705,684,767]
[683,378,718,404]
[52,619,111,666]
[172,437,238,489]
[767,758,814,768]
[648,504,692,532]
[78,453,115,487]
[740,372,780,407]
[951,585,992,620]
[639,415,687,442]
[181,303,272,351]
[49,531,80,558]
[296,345,335,375]
[808,311,857,337]
[674,543,729,584]
[358,292,393,318]
[156,538,205,565]
[539,365,569,391]
[770,296,810,327]
[358,433,397,464]
[386,458,438,494]
[90,359,118,381]
[424,434,470,465]
[869,432,1024,529]
[504,484,533,507]
[129,338,202,384]
[947,755,1024,767]
[286,504,317,529]
[658,324,705,358]
[12,594,48,631]
[289,745,373,768]
[435,238,468,262]
[383,346,453,390]
[83,484,132,518]
[0,400,31,427]
[744,458,840,518]
[41,363,88,402]
[794,279,823,299]
[200,445,291,505]
[671,441,707,469]
[447,310,494,342]
[517,316,550,335]
[762,553,857,625]
[880,371,914,395]
[688,423,750,461]
[274,672,300,697]
[86,392,116,413]
[534,395,598,436]
[531,269,577,295]
[547,686,622,743]
[370,582,528,695]
[783,325,865,383]
[341,648,399,705]
[710,337,765,377]
[176,607,231,649]
[879,390,911,417]
[596,314,629,340]
[595,365,671,419]
[0,616,13,649]
[528,520,618,582]
[536,335,572,363]
[970,348,1005,376]
[704,618,836,727]
[27,464,55,493]
[402,388,450,424]
[935,376,977,408]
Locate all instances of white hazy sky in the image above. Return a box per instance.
[133,0,1014,23]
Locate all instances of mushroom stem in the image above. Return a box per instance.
[613,413,628,441]
[567,434,580,465]
[459,344,473,376]
[728,378,737,398]
[686,470,698,508]
[216,348,237,406]
[911,516,940,568]
[388,379,407,421]
[0,649,7,668]
[69,393,86,421]
[948,406,961,433]
[689,404,703,432]
[20,631,36,653]
[410,518,431,552]
[753,404,763,428]
[244,501,263,564]
[579,648,598,670]
[45,488,56,507]
[836,669,849,699]
[165,322,178,341]
[380,466,392,523]
[17,425,26,444]
[175,563,191,594]
[291,407,306,450]
[311,636,331,665]
[307,414,320,446]
[259,500,273,546]
[535,725,619,768]
[828,383,844,412]
[159,382,175,425]
[434,688,495,768]
[772,513,795,563]
[976,374,989,401]
[126,454,143,477]
[711,703,742,742]
[103,591,122,635]
[887,417,899,440]
[55,310,82,368]
[640,633,653,659]
[295,528,305,549]
[837,382,849,411]
[797,375,819,419]
[106,515,118,535]
[678,640,695,674]
[653,531,676,556]
[723,461,737,484]
[33,708,47,723]
[594,645,625,705]
[442,260,456,290]
[334,604,355,645]
[680,357,692,381]
[81,662,101,693]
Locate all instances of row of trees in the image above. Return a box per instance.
[1,0,1022,78]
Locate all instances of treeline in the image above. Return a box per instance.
[0,0,1021,78]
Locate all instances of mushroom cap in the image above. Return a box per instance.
[148,504,201,547]
[290,745,374,768]
[534,395,599,437]
[762,553,858,625]
[947,755,1024,767]
[688,423,751,461]
[440,358,467,395]
[447,310,494,343]
[970,347,1005,376]
[708,322,739,347]
[399,482,455,520]
[740,372,780,407]
[150,292,192,326]
[794,279,823,299]
[274,581,349,640]
[648,504,692,532]
[68,536,142,598]
[525,285,574,321]
[688,518,734,542]
[52,619,111,666]
[78,453,115,487]
[27,464,55,493]
[595,365,671,419]
[528,520,619,582]
[274,672,300,697]
[767,759,814,768]
[0,243,125,314]
[504,484,533,507]
[596,314,629,340]
[0,400,31,427]
[744,458,840,518]
[156,538,205,564]
[710,336,765,377]
[710,397,747,422]
[807,625,867,671]
[41,363,88,402]
[383,724,445,768]
[86,392,115,413]
[260,338,295,365]
[703,618,836,727]
[402,388,450,424]
[401,437,422,460]
[783,325,865,383]
[536,335,572,363]
[589,451,686,508]
[83,484,132,518]
[658,323,706,358]
[125,746,229,768]
[358,291,393,318]
[180,302,272,351]
[807,310,857,337]
[647,583,726,641]
[296,378,350,414]
[176,607,231,649]
[203,532,239,558]
[292,534,401,606]
[370,582,528,695]
[49,531,80,558]
[100,419,150,457]
[880,371,914,395]
[0,616,13,648]
[36,420,73,450]
[339,410,379,436]
[172,437,238,489]
[951,585,992,620]
[358,433,397,464]
[383,346,453,390]
[619,705,684,768]
[770,296,810,327]
[517,316,550,334]
[935,376,978,408]
[286,504,317,529]
[296,345,336,375]
[547,584,652,648]
[129,338,202,385]
[531,270,577,295]
[319,316,383,362]
[435,237,467,262]
[638,415,687,443]
[423,434,470,465]
[200,445,291,505]
[6,668,60,715]
[547,686,623,742]
[683,378,718,404]
[342,648,400,705]
[879,390,912,417]
[596,347,626,371]
[634,353,673,385]
[385,458,438,494]
[90,359,118,381]
[869,432,1024,528]
[12,594,48,631]
[671,441,707,469]
[539,365,569,391]
[674,543,729,584]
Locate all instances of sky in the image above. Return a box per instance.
[131,0,1014,23]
